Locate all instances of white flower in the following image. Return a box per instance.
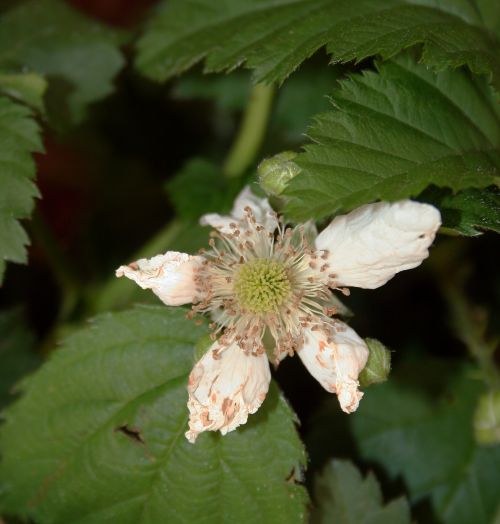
[117,187,441,442]
[116,251,203,306]
[186,340,271,443]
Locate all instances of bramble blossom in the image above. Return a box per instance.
[116,187,441,442]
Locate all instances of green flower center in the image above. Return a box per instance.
[234,259,291,314]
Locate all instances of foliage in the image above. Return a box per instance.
[352,363,500,524]
[312,460,411,524]
[283,55,500,220]
[0,1,499,523]
[0,306,307,524]
[0,308,40,409]
[136,0,500,90]
[0,96,42,283]
[0,0,125,126]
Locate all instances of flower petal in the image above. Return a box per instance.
[297,322,369,413]
[200,186,278,233]
[116,251,203,306]
[185,341,271,443]
[315,200,441,289]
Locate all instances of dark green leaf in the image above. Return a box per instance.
[0,0,125,125]
[283,55,500,220]
[136,0,500,91]
[0,95,42,283]
[312,460,411,524]
[351,365,500,524]
[420,186,500,236]
[0,308,40,410]
[166,158,244,220]
[0,71,47,113]
[0,306,308,523]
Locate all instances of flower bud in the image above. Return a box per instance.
[474,391,500,445]
[258,151,301,196]
[358,338,391,387]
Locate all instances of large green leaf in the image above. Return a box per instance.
[312,460,411,524]
[0,96,42,283]
[420,186,500,236]
[0,0,125,125]
[0,306,308,524]
[283,55,500,221]
[351,365,500,524]
[136,0,500,90]
[0,308,40,410]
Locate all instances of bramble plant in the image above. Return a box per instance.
[0,1,499,523]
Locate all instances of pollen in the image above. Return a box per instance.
[234,259,291,313]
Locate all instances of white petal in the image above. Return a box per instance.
[200,186,278,233]
[115,251,203,306]
[315,200,441,289]
[185,342,271,443]
[297,323,369,413]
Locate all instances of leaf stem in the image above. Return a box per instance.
[223,83,275,178]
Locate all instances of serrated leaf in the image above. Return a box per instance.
[135,0,500,91]
[312,460,411,524]
[0,96,42,283]
[0,308,40,410]
[420,186,500,236]
[0,72,48,113]
[0,0,125,126]
[351,364,500,524]
[283,55,500,220]
[0,306,308,524]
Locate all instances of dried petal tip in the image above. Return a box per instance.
[185,341,271,443]
[298,322,369,413]
[115,251,203,306]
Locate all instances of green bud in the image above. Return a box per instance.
[474,391,500,445]
[194,334,213,362]
[258,151,301,196]
[359,338,391,387]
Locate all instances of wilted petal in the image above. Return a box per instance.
[297,323,369,413]
[315,200,441,289]
[200,186,278,233]
[186,342,271,443]
[116,251,203,306]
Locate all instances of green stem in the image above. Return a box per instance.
[444,283,500,391]
[91,219,185,313]
[30,211,79,321]
[223,83,275,178]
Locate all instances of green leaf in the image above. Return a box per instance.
[0,71,48,113]
[312,460,411,524]
[0,95,42,283]
[0,0,125,125]
[283,55,500,221]
[0,306,308,524]
[135,0,500,91]
[351,364,500,524]
[420,186,500,236]
[166,158,244,220]
[0,308,40,410]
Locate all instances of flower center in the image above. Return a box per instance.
[233,259,291,314]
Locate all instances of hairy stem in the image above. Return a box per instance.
[223,83,275,179]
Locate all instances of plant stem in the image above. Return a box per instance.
[30,211,79,321]
[223,83,275,178]
[444,283,500,391]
